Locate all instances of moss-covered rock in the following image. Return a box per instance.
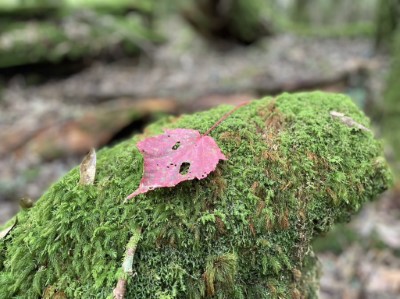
[0,92,391,298]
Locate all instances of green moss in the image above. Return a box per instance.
[66,0,155,14]
[0,5,162,69]
[0,92,391,298]
[0,0,154,17]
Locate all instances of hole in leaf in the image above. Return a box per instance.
[172,141,181,150]
[179,162,191,175]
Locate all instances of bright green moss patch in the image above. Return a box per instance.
[0,92,391,299]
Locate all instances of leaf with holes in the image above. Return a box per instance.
[126,129,227,199]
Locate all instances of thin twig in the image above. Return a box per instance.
[0,217,18,240]
[113,228,142,299]
[203,101,250,136]
[330,111,371,133]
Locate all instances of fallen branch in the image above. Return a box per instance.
[113,228,142,299]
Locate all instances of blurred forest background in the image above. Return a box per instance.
[0,0,399,298]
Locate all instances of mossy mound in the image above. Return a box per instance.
[0,92,391,298]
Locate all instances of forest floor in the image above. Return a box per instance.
[1,18,399,299]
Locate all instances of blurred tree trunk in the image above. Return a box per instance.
[375,0,400,49]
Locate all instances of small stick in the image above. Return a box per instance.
[113,228,142,299]
[203,101,250,136]
[79,148,96,185]
[0,217,18,240]
[113,280,126,299]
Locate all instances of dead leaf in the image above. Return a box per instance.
[126,129,226,199]
[79,148,96,185]
[126,102,250,200]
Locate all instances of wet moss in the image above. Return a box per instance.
[0,92,391,298]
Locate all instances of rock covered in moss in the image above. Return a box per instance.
[0,92,391,298]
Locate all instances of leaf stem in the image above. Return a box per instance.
[203,101,250,136]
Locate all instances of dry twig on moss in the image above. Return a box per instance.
[113,228,142,299]
[330,111,371,132]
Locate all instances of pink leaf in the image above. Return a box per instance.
[126,129,227,199]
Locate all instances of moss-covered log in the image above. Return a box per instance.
[0,92,391,298]
[182,0,273,44]
[0,14,161,69]
[0,0,154,19]
[0,1,161,69]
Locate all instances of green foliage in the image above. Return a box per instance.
[204,253,237,297]
[0,13,162,68]
[182,0,272,44]
[0,0,154,14]
[0,92,391,298]
[0,0,59,17]
[282,0,378,38]
[0,0,161,68]
[66,0,155,14]
[312,223,359,254]
[383,29,400,177]
[375,0,400,48]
